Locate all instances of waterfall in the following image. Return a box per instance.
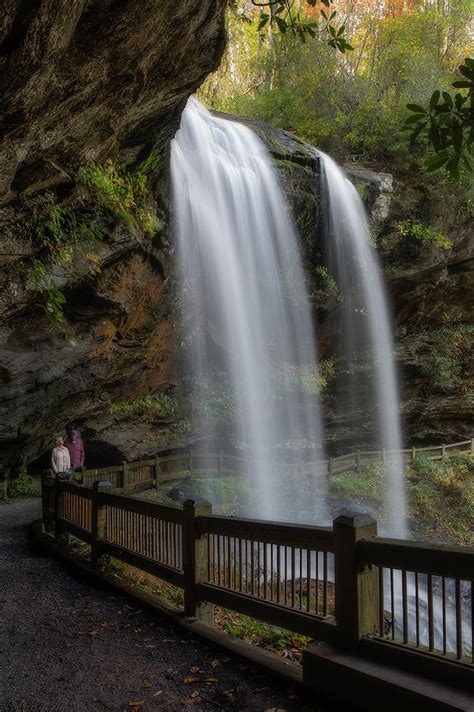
[171,97,327,524]
[317,151,407,537]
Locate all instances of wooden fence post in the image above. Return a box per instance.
[91,481,112,567]
[41,472,53,533]
[54,477,69,544]
[441,443,446,458]
[328,457,333,476]
[412,446,416,461]
[334,513,379,647]
[356,450,361,473]
[122,460,129,493]
[183,499,213,625]
[471,438,474,453]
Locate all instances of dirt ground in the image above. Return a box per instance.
[0,496,322,712]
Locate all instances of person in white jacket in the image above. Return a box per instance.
[51,437,71,475]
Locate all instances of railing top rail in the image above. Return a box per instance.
[58,481,93,499]
[128,459,155,469]
[445,440,472,448]
[358,537,474,581]
[197,514,334,551]
[98,491,183,523]
[73,437,472,481]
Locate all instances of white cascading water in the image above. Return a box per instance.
[171,97,327,524]
[317,151,407,538]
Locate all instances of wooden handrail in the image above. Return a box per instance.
[197,514,334,550]
[77,437,473,485]
[357,537,474,580]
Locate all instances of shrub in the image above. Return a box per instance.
[407,451,474,544]
[412,453,438,477]
[419,325,473,392]
[1,470,35,500]
[394,220,452,250]
[111,394,178,419]
[79,159,160,237]
[330,464,383,499]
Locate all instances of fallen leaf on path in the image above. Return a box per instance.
[190,666,199,673]
[142,682,153,689]
[152,691,163,698]
[211,659,220,668]
[128,701,144,708]
[183,676,200,685]
[205,678,218,684]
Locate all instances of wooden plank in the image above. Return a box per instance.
[128,459,155,469]
[101,541,185,587]
[358,538,474,581]
[89,465,123,475]
[196,516,334,551]
[196,583,339,642]
[98,492,183,522]
[58,482,93,499]
[62,520,93,543]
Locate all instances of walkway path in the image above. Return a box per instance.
[0,496,317,712]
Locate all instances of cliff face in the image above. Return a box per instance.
[0,0,227,475]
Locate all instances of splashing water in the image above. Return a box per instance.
[317,151,407,537]
[171,98,327,524]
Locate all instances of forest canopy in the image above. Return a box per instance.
[201,0,473,179]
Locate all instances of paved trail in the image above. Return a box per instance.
[0,497,318,712]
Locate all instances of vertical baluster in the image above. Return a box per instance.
[442,576,447,655]
[323,551,328,617]
[306,549,311,613]
[257,541,261,597]
[402,569,408,644]
[299,547,303,611]
[250,540,255,595]
[213,534,217,583]
[157,519,161,561]
[234,536,237,590]
[270,544,274,602]
[455,578,462,660]
[291,547,296,608]
[415,572,420,648]
[263,542,268,600]
[239,538,243,592]
[207,533,211,581]
[276,544,281,604]
[168,520,172,566]
[428,573,434,652]
[315,551,320,615]
[217,535,222,586]
[227,535,232,589]
[390,568,395,640]
[379,567,384,636]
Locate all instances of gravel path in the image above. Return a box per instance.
[0,497,318,712]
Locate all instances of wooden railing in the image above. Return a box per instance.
[69,438,474,491]
[41,475,474,678]
[358,537,474,665]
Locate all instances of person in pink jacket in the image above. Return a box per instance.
[64,428,85,470]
